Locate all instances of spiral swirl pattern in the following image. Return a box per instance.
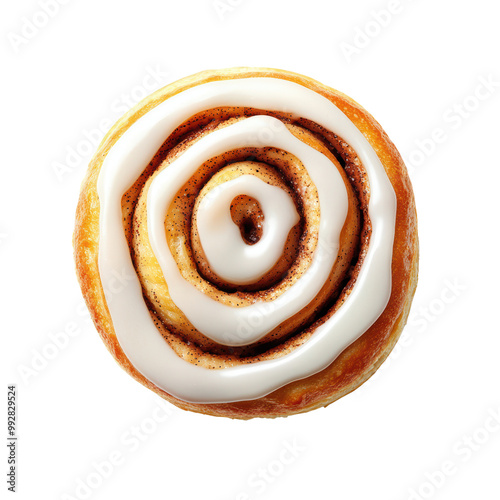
[94,75,398,404]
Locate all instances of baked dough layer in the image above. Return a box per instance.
[74,67,418,419]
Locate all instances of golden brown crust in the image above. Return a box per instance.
[73,67,418,419]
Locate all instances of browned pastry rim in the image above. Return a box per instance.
[74,67,418,419]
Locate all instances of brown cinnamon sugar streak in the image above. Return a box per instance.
[126,108,364,363]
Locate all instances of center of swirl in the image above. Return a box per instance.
[230,195,264,245]
[196,175,300,286]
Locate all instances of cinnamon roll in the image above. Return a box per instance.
[74,68,418,419]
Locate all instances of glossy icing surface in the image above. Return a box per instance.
[97,78,396,403]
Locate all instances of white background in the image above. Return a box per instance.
[2,0,499,499]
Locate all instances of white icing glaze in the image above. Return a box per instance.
[97,77,396,403]
[196,174,300,285]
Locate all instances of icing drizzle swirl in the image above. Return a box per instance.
[97,77,396,403]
